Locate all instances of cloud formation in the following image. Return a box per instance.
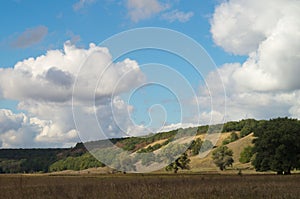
[206,0,300,121]
[11,26,48,48]
[162,9,194,23]
[0,108,80,148]
[0,42,145,147]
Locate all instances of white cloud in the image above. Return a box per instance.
[0,108,79,148]
[0,109,24,133]
[210,0,288,55]
[210,0,300,91]
[204,0,300,121]
[73,0,96,11]
[11,26,48,48]
[198,61,300,122]
[0,42,146,147]
[0,41,144,103]
[126,0,169,22]
[162,9,194,23]
[159,123,198,133]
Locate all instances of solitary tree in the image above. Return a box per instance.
[252,118,300,175]
[212,146,234,170]
[165,152,190,173]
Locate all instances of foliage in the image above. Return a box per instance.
[222,119,258,135]
[175,127,198,138]
[222,132,239,145]
[212,146,234,170]
[240,119,258,137]
[189,138,214,156]
[197,125,209,135]
[159,143,188,163]
[117,130,176,152]
[49,153,104,172]
[239,146,254,163]
[200,140,214,152]
[165,152,190,173]
[137,140,170,153]
[252,117,300,174]
[0,159,26,173]
[0,149,68,173]
[222,121,241,132]
[189,138,203,156]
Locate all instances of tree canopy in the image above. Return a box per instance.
[165,152,190,173]
[212,146,234,171]
[252,117,300,174]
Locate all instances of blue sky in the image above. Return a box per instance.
[0,0,299,147]
[0,0,245,68]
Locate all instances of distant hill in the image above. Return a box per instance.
[0,119,260,173]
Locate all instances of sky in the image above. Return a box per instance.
[0,0,299,148]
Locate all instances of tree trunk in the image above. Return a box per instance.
[277,171,283,175]
[174,168,178,173]
[284,170,291,175]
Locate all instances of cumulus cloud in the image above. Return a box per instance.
[197,0,300,122]
[0,108,79,148]
[0,42,145,147]
[162,9,194,23]
[211,0,300,92]
[197,64,300,122]
[126,0,169,22]
[11,26,48,48]
[0,41,144,103]
[211,0,286,55]
[73,0,96,11]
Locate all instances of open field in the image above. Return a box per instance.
[0,174,299,199]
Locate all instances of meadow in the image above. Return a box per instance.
[0,173,299,199]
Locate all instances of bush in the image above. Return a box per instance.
[239,146,254,163]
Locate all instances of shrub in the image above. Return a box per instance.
[239,146,254,163]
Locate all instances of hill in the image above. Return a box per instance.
[0,118,270,174]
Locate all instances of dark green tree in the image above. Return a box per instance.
[165,152,190,173]
[240,119,258,137]
[252,118,300,175]
[212,146,234,170]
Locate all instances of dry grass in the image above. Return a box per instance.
[0,174,299,199]
[190,132,255,171]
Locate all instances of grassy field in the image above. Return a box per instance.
[0,174,299,199]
